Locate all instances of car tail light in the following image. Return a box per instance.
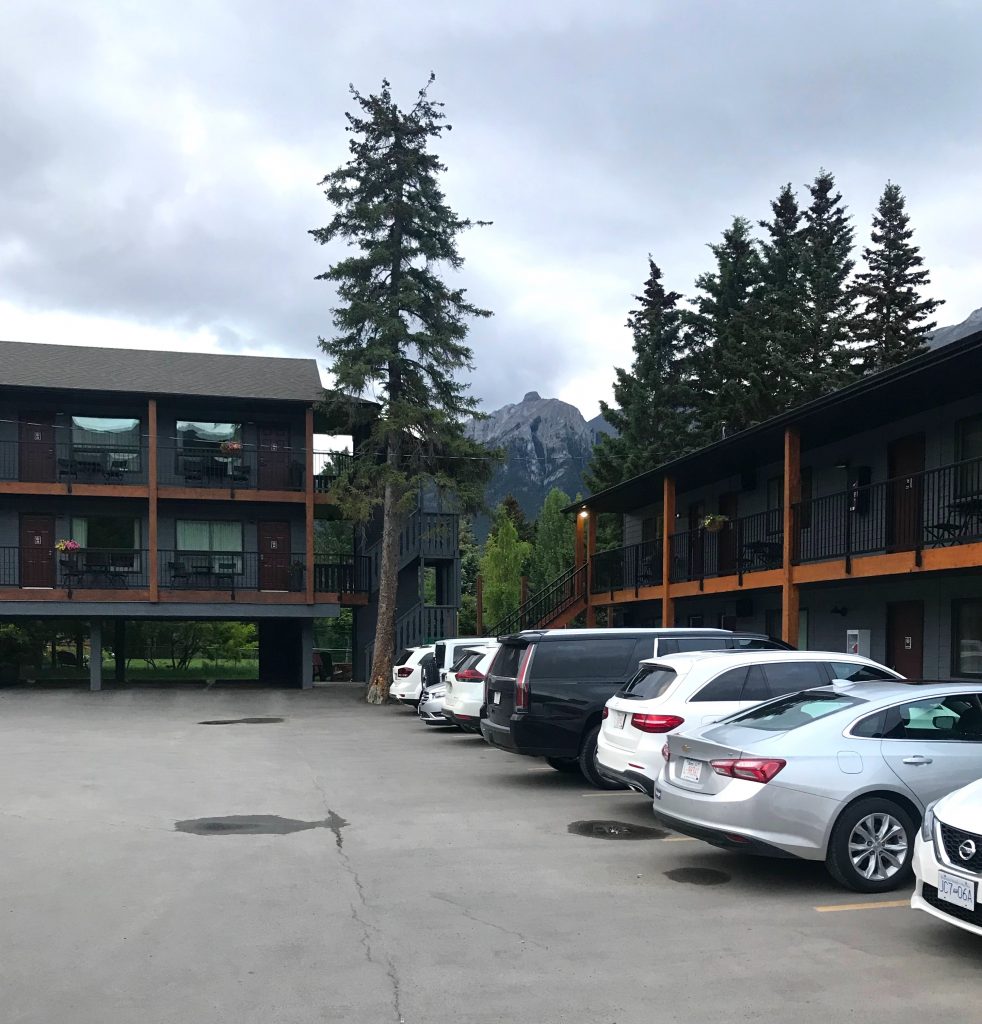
[514,645,535,712]
[396,667,413,678]
[661,743,670,764]
[602,707,609,719]
[455,669,485,682]
[709,758,787,784]
[630,713,685,734]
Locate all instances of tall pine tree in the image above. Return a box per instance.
[587,258,691,491]
[686,217,767,442]
[799,169,857,400]
[853,182,943,373]
[311,77,494,703]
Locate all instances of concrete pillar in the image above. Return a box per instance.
[89,621,103,692]
[114,620,126,684]
[301,619,314,689]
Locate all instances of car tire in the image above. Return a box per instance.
[578,725,626,790]
[825,797,916,893]
[546,757,580,773]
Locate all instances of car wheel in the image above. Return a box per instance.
[546,757,580,773]
[825,797,915,893]
[578,725,626,790]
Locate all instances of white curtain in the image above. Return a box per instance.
[71,417,140,448]
[176,521,211,551]
[210,521,243,552]
[71,518,88,548]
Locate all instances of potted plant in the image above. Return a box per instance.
[55,539,81,553]
[219,440,242,455]
[701,513,730,534]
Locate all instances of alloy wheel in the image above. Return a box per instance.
[848,812,909,881]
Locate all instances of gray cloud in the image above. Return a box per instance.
[1,0,979,419]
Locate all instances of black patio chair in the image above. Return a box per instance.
[168,559,191,587]
[182,457,205,484]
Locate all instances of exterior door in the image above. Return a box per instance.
[258,521,291,591]
[886,600,924,677]
[19,414,56,483]
[258,426,291,490]
[21,515,55,588]
[717,492,739,575]
[887,433,925,552]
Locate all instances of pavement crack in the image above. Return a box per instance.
[431,893,547,950]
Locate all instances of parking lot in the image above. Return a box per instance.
[2,685,979,1024]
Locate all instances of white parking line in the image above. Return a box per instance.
[814,898,911,913]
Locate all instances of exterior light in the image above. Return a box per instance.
[579,509,589,519]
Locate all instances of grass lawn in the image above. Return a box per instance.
[29,657,260,681]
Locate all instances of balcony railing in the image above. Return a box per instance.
[395,603,458,650]
[313,451,354,494]
[0,547,149,589]
[157,446,307,491]
[793,455,982,564]
[0,439,147,485]
[158,551,306,591]
[669,510,783,584]
[591,541,662,595]
[313,556,371,594]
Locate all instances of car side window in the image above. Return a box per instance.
[674,638,733,654]
[888,694,982,741]
[690,667,749,702]
[741,665,770,702]
[655,639,679,656]
[762,661,828,697]
[532,638,639,680]
[829,661,896,682]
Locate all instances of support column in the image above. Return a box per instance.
[89,621,102,692]
[586,510,597,625]
[114,620,126,684]
[148,398,159,602]
[301,619,314,689]
[305,407,315,605]
[661,476,676,627]
[782,427,801,646]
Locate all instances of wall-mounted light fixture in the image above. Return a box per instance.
[578,508,589,519]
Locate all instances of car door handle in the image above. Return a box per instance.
[901,756,933,766]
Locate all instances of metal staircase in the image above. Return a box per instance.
[489,564,587,635]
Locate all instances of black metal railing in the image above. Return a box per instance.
[669,510,784,584]
[313,451,354,493]
[591,541,662,594]
[0,547,148,589]
[157,446,307,491]
[491,564,587,636]
[158,550,306,592]
[0,439,147,485]
[793,455,982,564]
[313,556,371,593]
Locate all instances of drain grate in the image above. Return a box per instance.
[567,820,666,840]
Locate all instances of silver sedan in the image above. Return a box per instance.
[652,681,982,892]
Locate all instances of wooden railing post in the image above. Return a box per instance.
[782,428,801,646]
[662,477,675,627]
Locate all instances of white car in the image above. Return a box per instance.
[390,646,434,705]
[913,777,982,937]
[597,650,902,795]
[443,643,500,732]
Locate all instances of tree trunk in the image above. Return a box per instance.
[366,475,401,703]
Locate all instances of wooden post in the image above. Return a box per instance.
[147,399,159,602]
[661,476,675,627]
[782,427,801,646]
[475,574,484,635]
[586,510,597,620]
[305,407,315,605]
[575,512,587,569]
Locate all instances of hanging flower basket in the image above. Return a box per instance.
[219,440,242,454]
[701,514,730,534]
[55,539,81,553]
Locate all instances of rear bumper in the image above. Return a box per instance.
[650,807,798,858]
[443,709,479,728]
[480,717,571,758]
[597,763,655,798]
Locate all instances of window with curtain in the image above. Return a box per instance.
[176,520,243,572]
[70,517,140,568]
[956,416,982,497]
[71,417,140,451]
[177,422,242,451]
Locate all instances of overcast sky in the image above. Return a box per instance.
[1,1,980,420]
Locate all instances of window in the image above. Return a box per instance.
[71,416,140,451]
[395,649,414,667]
[177,422,242,450]
[733,693,863,731]
[619,666,677,700]
[761,661,828,697]
[828,662,897,682]
[957,416,982,496]
[691,667,749,702]
[71,516,140,564]
[741,665,770,702]
[176,520,243,551]
[686,615,705,628]
[532,638,639,681]
[491,644,524,679]
[673,637,733,655]
[953,600,982,677]
[878,694,982,741]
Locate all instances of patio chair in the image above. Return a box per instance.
[57,457,78,482]
[230,462,252,485]
[182,457,205,484]
[59,558,84,587]
[168,560,191,588]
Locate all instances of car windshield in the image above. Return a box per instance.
[730,691,864,732]
[619,666,677,700]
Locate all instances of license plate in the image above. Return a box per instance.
[615,711,627,728]
[680,758,702,783]
[493,691,501,704]
[938,870,976,911]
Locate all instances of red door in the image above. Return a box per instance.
[258,521,291,590]
[258,426,291,490]
[21,515,55,588]
[886,601,924,677]
[887,434,925,552]
[19,414,56,482]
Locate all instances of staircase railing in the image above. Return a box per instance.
[490,564,587,636]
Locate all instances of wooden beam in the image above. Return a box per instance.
[782,427,801,645]
[0,482,148,498]
[148,399,159,602]
[586,510,597,613]
[305,407,315,605]
[157,485,305,503]
[662,476,675,627]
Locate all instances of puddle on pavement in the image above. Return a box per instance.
[567,819,666,840]
[175,811,349,846]
[198,717,285,725]
[663,867,731,886]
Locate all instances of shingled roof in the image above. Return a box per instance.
[0,339,325,403]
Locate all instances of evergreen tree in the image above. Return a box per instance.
[456,517,481,634]
[496,494,534,544]
[530,488,575,594]
[799,169,857,399]
[586,258,692,493]
[853,182,943,373]
[311,76,494,703]
[480,508,532,628]
[686,217,767,442]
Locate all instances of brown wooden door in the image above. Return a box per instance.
[717,492,739,575]
[887,433,925,552]
[258,521,291,590]
[19,414,56,482]
[21,515,55,588]
[258,426,291,490]
[886,601,924,677]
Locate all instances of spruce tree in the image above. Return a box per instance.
[686,217,767,442]
[799,169,857,399]
[853,182,943,373]
[586,258,691,493]
[311,77,494,703]
[497,494,534,544]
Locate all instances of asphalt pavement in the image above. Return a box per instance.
[1,684,979,1024]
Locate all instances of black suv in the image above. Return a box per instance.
[480,628,791,788]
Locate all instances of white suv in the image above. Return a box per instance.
[390,646,434,706]
[443,643,499,732]
[597,650,901,795]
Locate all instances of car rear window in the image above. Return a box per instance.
[619,665,678,700]
[492,644,525,679]
[452,651,482,673]
[828,661,897,682]
[395,649,414,667]
[533,638,640,681]
[731,692,863,732]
